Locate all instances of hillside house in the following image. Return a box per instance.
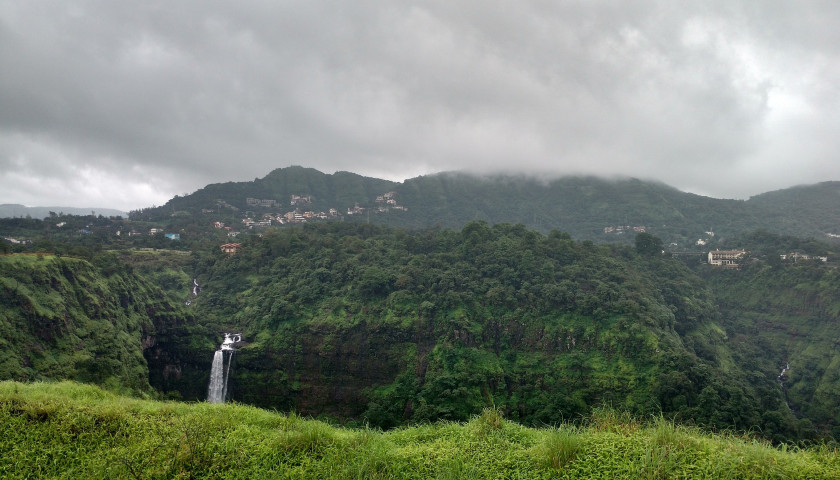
[290,195,311,206]
[246,198,277,208]
[708,249,746,267]
[347,203,365,215]
[220,243,242,255]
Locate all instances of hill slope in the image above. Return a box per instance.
[132,167,840,245]
[0,254,193,393]
[2,381,838,479]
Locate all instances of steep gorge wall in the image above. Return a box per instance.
[0,254,193,394]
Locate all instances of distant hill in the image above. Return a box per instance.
[745,182,840,238]
[132,167,840,247]
[0,204,127,219]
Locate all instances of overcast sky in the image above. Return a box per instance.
[2,1,839,211]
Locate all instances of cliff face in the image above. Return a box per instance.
[0,254,189,393]
[231,320,413,418]
[142,312,214,401]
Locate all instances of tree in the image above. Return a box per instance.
[635,232,663,256]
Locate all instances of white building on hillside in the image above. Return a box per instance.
[708,249,746,267]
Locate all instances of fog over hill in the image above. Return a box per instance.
[3,2,840,210]
[135,166,840,245]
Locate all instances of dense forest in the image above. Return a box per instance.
[4,219,839,442]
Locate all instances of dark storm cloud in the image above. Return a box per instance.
[1,1,839,209]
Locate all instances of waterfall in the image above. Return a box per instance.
[207,333,242,403]
[207,350,226,403]
[778,362,791,410]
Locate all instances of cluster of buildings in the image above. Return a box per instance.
[780,252,828,263]
[696,231,716,246]
[239,208,343,228]
[347,191,408,215]
[374,192,407,212]
[603,225,646,234]
[246,198,278,208]
[212,221,240,237]
[243,191,408,220]
[290,195,311,206]
[2,236,31,245]
[707,249,829,268]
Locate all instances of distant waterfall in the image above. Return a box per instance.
[207,333,241,404]
[778,362,791,410]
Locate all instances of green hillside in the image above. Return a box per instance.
[129,167,840,246]
[131,166,397,220]
[0,253,195,394]
[2,381,837,479]
[4,216,840,442]
[699,263,840,438]
[747,182,840,237]
[5,170,840,445]
[140,222,795,439]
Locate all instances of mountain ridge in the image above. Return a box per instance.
[134,166,840,246]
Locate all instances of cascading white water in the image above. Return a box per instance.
[207,333,241,403]
[207,350,226,403]
[778,362,791,410]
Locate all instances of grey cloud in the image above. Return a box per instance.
[1,1,840,210]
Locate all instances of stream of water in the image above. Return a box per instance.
[207,333,242,403]
[778,362,791,409]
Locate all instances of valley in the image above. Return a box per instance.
[2,168,840,451]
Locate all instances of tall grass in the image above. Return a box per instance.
[1,381,838,479]
[536,426,582,469]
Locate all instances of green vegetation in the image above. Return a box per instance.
[3,221,834,443]
[697,255,840,440]
[175,222,793,438]
[127,168,840,246]
[0,253,193,395]
[2,381,838,479]
[4,167,840,451]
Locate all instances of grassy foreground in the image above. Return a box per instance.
[1,382,838,479]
